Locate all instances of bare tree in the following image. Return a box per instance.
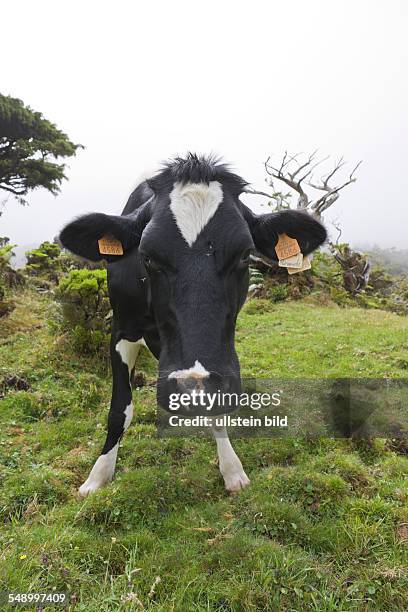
[264,150,326,210]
[245,151,370,293]
[307,158,362,216]
[254,151,362,218]
[331,219,343,245]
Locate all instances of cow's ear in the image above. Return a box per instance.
[59,205,151,262]
[244,207,327,261]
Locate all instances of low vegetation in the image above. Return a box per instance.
[0,238,25,318]
[252,249,408,316]
[55,269,111,354]
[0,288,407,610]
[25,242,62,283]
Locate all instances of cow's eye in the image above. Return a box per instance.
[239,250,251,267]
[143,255,161,273]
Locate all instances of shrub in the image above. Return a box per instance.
[55,269,111,353]
[330,287,352,307]
[25,241,62,282]
[355,293,382,310]
[59,251,105,273]
[0,237,25,316]
[367,267,394,294]
[0,239,25,289]
[311,251,343,286]
[56,268,110,330]
[0,238,15,297]
[55,270,110,331]
[71,325,108,354]
[267,283,289,302]
[244,298,274,315]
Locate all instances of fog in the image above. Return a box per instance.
[1,0,407,249]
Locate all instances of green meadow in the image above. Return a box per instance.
[0,290,407,611]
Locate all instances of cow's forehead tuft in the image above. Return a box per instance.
[147,152,248,195]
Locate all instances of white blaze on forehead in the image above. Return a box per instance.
[168,360,210,380]
[169,181,223,246]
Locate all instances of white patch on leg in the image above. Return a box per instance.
[124,403,133,431]
[79,342,141,498]
[169,181,223,246]
[78,444,119,497]
[213,427,250,493]
[115,338,145,378]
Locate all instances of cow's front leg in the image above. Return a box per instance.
[78,336,141,497]
[212,423,250,493]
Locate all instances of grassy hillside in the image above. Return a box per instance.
[0,290,407,611]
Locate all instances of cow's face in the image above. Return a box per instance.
[60,156,326,413]
[139,180,254,411]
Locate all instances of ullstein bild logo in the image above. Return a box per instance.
[167,413,288,428]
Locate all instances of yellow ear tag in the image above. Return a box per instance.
[98,235,124,256]
[275,234,301,260]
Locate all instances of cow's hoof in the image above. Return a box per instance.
[78,479,107,497]
[78,453,115,497]
[224,470,250,494]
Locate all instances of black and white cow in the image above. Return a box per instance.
[60,153,326,496]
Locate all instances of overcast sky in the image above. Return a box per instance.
[1,0,407,249]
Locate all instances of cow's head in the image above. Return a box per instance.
[60,154,326,413]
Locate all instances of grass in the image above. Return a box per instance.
[0,289,407,610]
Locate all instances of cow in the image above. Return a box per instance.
[59,153,326,496]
